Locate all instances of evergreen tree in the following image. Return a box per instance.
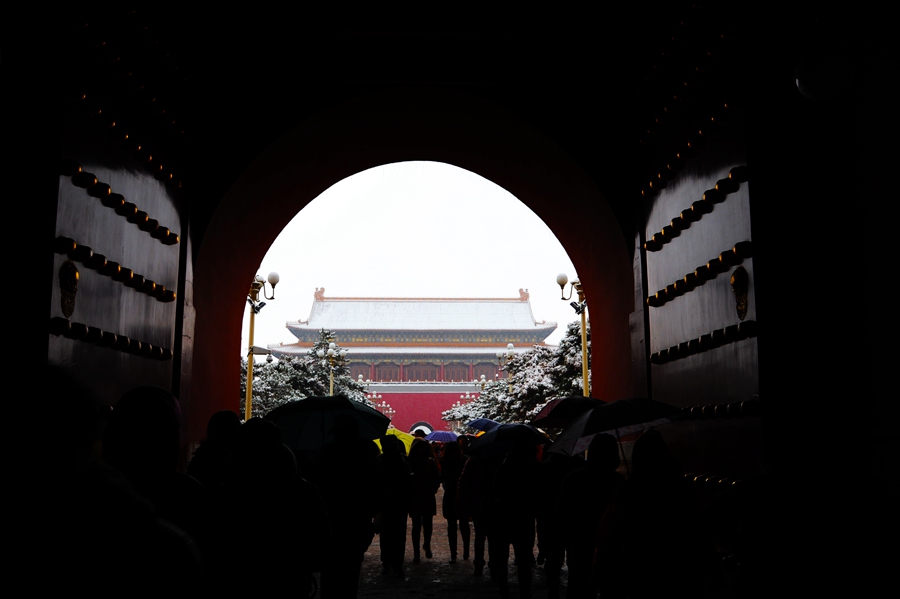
[543,319,591,402]
[440,319,591,428]
[239,328,371,419]
[441,378,509,433]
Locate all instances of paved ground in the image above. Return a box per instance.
[353,488,568,598]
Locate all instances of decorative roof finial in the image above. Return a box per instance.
[519,288,529,301]
[314,287,325,301]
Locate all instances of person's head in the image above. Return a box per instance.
[381,434,401,456]
[207,410,241,442]
[229,417,296,483]
[586,433,620,471]
[631,429,680,478]
[409,438,434,464]
[442,439,462,463]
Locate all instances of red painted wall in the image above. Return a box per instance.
[379,392,467,434]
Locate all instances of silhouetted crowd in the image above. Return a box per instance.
[27,366,761,598]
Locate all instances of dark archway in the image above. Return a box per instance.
[192,86,632,440]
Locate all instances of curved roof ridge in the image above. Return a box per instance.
[311,287,532,302]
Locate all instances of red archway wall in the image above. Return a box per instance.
[192,87,633,442]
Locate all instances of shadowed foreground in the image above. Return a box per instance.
[354,488,568,598]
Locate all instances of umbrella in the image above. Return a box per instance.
[374,427,415,454]
[265,395,390,452]
[549,397,683,457]
[529,396,604,429]
[425,430,458,443]
[467,423,551,457]
[466,418,501,432]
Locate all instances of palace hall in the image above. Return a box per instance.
[270,288,556,430]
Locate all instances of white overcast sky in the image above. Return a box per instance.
[241,161,580,360]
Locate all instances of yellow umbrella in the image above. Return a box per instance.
[373,427,415,455]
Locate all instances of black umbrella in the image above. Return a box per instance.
[529,396,604,429]
[265,395,390,452]
[549,397,683,457]
[467,423,551,457]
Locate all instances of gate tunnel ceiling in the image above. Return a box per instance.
[57,3,735,249]
[54,4,888,251]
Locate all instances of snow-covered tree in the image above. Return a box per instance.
[543,320,591,399]
[240,329,370,419]
[441,378,510,434]
[441,319,591,428]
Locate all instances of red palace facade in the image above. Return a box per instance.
[269,288,557,433]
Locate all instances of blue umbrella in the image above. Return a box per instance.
[425,430,458,442]
[467,418,501,432]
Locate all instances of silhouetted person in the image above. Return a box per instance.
[555,434,623,599]
[593,429,714,598]
[317,414,384,598]
[537,451,584,599]
[28,367,201,593]
[408,438,440,563]
[488,439,540,599]
[204,417,327,595]
[186,409,241,488]
[458,451,504,577]
[103,386,207,545]
[378,434,413,577]
[440,439,470,563]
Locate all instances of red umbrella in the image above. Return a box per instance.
[530,396,604,429]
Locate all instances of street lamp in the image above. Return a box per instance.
[375,400,395,419]
[473,374,487,392]
[497,343,515,393]
[245,271,280,420]
[557,273,590,397]
[317,341,348,396]
[449,399,465,431]
[358,374,382,401]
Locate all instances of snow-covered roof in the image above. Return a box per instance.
[270,344,538,356]
[286,289,556,337]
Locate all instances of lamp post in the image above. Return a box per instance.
[557,273,590,397]
[358,374,382,402]
[376,400,395,419]
[497,343,515,393]
[449,399,465,431]
[245,271,280,420]
[317,341,348,396]
[473,374,487,392]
